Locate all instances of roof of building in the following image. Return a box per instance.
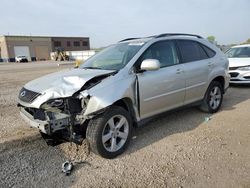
[1,35,89,39]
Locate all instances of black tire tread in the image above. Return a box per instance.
[86,106,132,159]
[199,81,223,113]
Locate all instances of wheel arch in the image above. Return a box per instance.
[210,76,225,93]
[112,98,138,126]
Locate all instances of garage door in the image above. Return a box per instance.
[35,46,49,60]
[14,46,30,58]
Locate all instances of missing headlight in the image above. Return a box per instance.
[66,98,82,114]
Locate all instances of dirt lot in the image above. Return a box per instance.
[0,62,249,188]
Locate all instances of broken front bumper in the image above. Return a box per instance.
[20,107,71,135]
[20,107,50,134]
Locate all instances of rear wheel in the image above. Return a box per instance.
[199,81,223,113]
[86,106,132,159]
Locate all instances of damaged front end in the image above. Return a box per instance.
[19,92,90,145]
[17,70,116,146]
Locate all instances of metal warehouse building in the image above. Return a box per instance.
[0,35,90,62]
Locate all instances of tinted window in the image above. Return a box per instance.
[139,41,178,68]
[177,40,208,63]
[201,44,216,58]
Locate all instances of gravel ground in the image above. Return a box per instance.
[0,62,249,188]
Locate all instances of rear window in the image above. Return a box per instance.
[201,44,216,58]
[177,40,208,63]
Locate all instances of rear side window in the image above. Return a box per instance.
[177,40,208,63]
[201,44,216,58]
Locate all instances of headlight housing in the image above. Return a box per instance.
[47,99,64,107]
[41,99,64,111]
[237,66,250,71]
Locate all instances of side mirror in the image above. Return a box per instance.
[140,59,160,71]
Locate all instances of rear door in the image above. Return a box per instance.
[176,40,211,104]
[136,40,186,119]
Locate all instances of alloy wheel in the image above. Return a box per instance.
[209,86,222,110]
[102,115,129,152]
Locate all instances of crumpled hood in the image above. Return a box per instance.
[229,58,250,67]
[24,68,114,98]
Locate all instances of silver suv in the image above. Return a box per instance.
[18,33,230,158]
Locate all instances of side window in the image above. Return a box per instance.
[200,44,216,58]
[177,40,208,63]
[139,41,178,68]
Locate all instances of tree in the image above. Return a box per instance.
[207,36,216,42]
[240,38,250,45]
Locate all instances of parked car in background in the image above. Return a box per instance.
[226,44,250,84]
[17,33,230,158]
[15,55,28,63]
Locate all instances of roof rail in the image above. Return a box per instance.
[119,33,202,43]
[119,38,140,42]
[155,33,203,39]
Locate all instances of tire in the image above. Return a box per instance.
[199,81,223,113]
[86,106,132,159]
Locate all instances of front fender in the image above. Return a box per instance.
[83,75,138,118]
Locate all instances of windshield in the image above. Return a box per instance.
[80,42,145,70]
[226,47,250,58]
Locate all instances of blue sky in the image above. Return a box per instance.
[0,0,249,47]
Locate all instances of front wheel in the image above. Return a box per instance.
[86,106,132,159]
[199,81,223,113]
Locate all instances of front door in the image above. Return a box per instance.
[136,40,186,119]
